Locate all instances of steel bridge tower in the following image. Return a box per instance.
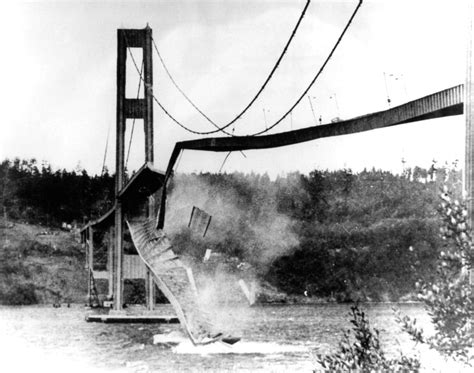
[114,26,154,310]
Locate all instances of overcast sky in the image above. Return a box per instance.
[0,0,469,177]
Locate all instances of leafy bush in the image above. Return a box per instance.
[318,189,472,371]
[396,188,473,365]
[316,304,420,372]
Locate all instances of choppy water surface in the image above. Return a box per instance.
[0,303,434,372]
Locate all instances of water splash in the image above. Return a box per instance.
[173,340,308,355]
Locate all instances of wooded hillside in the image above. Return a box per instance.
[0,157,462,302]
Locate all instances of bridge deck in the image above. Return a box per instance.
[158,84,465,228]
[176,84,464,153]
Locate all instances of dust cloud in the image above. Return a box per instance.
[162,172,301,334]
[164,173,299,267]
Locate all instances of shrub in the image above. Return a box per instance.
[316,304,420,372]
[396,187,473,365]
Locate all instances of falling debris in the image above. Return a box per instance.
[188,206,212,237]
[203,249,212,263]
[238,279,257,306]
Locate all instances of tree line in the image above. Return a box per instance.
[0,157,463,301]
[169,162,462,301]
[0,158,114,226]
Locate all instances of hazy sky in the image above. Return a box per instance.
[0,0,468,177]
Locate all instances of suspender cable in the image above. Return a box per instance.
[101,122,111,176]
[218,152,232,173]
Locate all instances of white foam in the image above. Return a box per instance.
[153,331,188,345]
[172,340,308,355]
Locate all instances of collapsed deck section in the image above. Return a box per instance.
[127,219,224,345]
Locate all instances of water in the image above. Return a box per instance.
[0,303,444,372]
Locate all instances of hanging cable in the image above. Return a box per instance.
[101,122,111,176]
[126,43,218,135]
[248,0,363,136]
[151,0,311,135]
[152,38,230,136]
[218,152,232,173]
[307,95,317,125]
[126,0,362,137]
[125,60,145,169]
[383,72,391,108]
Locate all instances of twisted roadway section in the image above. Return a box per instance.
[158,84,464,228]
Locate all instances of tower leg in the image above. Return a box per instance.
[466,4,474,287]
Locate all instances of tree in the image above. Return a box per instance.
[396,187,473,365]
[316,304,420,372]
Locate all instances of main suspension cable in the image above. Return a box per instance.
[151,0,311,135]
[126,0,362,137]
[125,40,218,135]
[250,0,363,136]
